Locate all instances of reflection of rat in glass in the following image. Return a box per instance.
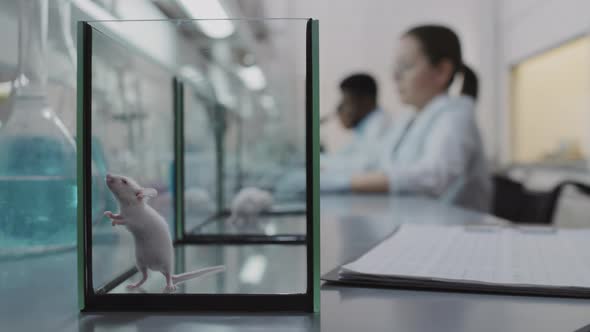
[104,173,225,292]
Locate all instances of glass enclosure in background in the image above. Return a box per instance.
[185,19,308,239]
[80,18,315,306]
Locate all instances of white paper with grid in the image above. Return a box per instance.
[342,224,590,288]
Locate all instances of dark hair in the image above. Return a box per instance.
[404,25,478,99]
[339,73,378,101]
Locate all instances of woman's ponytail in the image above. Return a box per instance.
[461,64,478,99]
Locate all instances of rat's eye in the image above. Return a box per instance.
[122,179,128,185]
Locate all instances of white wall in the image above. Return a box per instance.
[498,0,590,164]
[501,0,590,64]
[261,0,500,161]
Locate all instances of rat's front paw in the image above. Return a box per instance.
[104,211,114,218]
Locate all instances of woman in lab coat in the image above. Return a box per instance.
[323,25,492,212]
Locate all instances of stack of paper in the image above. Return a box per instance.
[329,224,590,297]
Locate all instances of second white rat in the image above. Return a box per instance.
[104,173,225,292]
[228,187,273,226]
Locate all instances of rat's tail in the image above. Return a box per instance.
[172,265,226,285]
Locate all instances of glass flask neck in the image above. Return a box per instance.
[16,0,49,98]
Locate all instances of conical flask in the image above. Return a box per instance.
[0,0,77,250]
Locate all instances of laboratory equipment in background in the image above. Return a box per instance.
[0,0,78,252]
[0,0,113,255]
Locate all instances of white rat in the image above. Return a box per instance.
[104,173,225,292]
[228,187,273,226]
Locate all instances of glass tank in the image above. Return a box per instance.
[183,20,309,242]
[77,18,319,312]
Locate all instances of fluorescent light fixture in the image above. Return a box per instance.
[238,65,266,91]
[177,0,235,39]
[239,254,267,284]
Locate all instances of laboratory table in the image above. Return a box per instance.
[2,194,590,332]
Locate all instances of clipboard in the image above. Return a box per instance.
[321,224,590,299]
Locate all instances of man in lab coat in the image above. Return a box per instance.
[330,73,384,157]
[321,73,392,171]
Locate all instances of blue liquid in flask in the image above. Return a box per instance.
[0,135,77,250]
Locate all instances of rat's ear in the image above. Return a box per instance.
[140,188,158,198]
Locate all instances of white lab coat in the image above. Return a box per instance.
[321,108,411,172]
[326,108,386,158]
[383,94,491,212]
